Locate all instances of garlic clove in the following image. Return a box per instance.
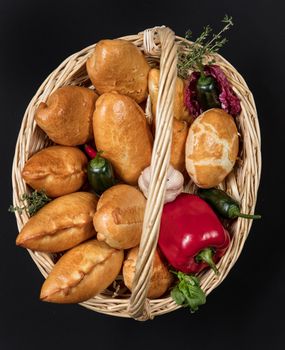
[138,165,184,204]
[166,166,184,192]
[164,187,183,203]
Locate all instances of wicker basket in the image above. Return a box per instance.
[12,26,261,320]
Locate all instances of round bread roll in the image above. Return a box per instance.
[35,86,98,146]
[148,68,193,123]
[93,184,146,250]
[86,39,150,103]
[123,247,173,298]
[93,92,153,185]
[40,240,124,303]
[16,192,98,252]
[185,108,239,188]
[22,146,87,197]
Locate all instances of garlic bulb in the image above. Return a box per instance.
[138,165,184,204]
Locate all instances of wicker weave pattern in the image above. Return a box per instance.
[12,26,261,320]
[128,27,177,320]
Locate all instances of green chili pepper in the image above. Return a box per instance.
[87,152,116,195]
[196,63,220,111]
[197,188,261,220]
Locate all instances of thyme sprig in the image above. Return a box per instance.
[9,189,51,217]
[178,15,234,79]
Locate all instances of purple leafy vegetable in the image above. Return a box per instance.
[184,65,241,117]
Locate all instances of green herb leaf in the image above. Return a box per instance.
[8,205,24,215]
[178,15,234,79]
[171,285,185,305]
[9,190,51,217]
[171,271,206,313]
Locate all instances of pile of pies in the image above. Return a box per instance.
[16,39,239,304]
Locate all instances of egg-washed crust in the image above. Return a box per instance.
[148,68,194,124]
[86,39,150,103]
[21,146,88,198]
[16,192,98,252]
[171,119,189,173]
[93,92,153,185]
[40,240,124,303]
[123,247,173,298]
[35,86,98,146]
[94,184,146,250]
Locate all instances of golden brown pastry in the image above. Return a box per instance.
[22,146,87,198]
[40,240,124,303]
[93,92,153,185]
[86,39,150,103]
[16,192,98,252]
[35,86,98,146]
[93,184,146,249]
[123,247,173,298]
[171,119,189,173]
[148,68,193,123]
[185,108,239,188]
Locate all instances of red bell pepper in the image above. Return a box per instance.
[158,193,230,275]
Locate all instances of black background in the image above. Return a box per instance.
[0,0,284,349]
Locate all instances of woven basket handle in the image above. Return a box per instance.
[128,27,178,320]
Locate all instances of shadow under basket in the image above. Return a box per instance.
[12,26,261,320]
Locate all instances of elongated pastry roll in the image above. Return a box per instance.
[148,68,193,123]
[22,146,87,197]
[16,192,98,252]
[171,119,189,173]
[93,92,153,185]
[40,240,124,303]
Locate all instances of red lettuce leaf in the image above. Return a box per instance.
[184,65,241,117]
[184,71,201,117]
